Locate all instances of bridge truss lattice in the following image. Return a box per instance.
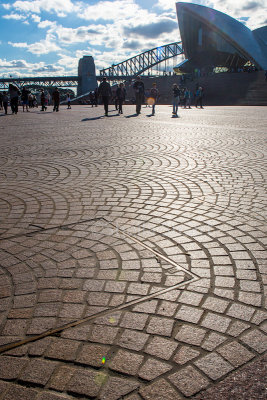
[100,41,184,77]
[0,77,79,91]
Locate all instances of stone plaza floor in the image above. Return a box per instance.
[0,104,266,399]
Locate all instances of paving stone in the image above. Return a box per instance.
[48,365,76,391]
[118,329,149,351]
[202,296,229,313]
[201,332,227,350]
[100,376,139,400]
[76,343,110,367]
[120,311,149,330]
[194,353,234,380]
[145,336,178,360]
[175,324,206,346]
[227,303,255,321]
[66,367,101,397]
[139,358,172,380]
[45,337,81,361]
[0,356,28,380]
[89,324,119,344]
[169,365,209,396]
[3,384,39,400]
[201,312,231,333]
[175,304,204,323]
[37,393,71,400]
[240,329,267,353]
[157,300,178,316]
[139,378,181,400]
[20,359,59,386]
[217,341,254,367]
[173,345,200,365]
[146,316,174,336]
[133,299,158,313]
[110,349,144,376]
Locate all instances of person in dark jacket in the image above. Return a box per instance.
[98,77,112,116]
[52,87,60,112]
[133,76,144,115]
[9,84,20,114]
[40,89,47,111]
[2,91,8,114]
[116,83,126,114]
[172,83,180,116]
[21,87,30,112]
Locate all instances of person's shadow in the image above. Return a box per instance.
[81,116,103,121]
[125,113,139,118]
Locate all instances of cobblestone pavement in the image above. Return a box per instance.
[0,104,266,400]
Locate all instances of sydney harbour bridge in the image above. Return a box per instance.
[0,42,183,95]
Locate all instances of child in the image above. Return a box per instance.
[150,82,159,115]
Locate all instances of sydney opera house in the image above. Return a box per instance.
[175,2,267,74]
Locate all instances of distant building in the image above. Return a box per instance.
[174,2,267,73]
[77,56,97,96]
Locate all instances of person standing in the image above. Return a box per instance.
[2,91,8,114]
[172,83,180,117]
[98,77,112,116]
[195,86,204,108]
[133,76,144,115]
[184,88,192,108]
[52,87,60,112]
[66,92,71,109]
[116,83,126,114]
[40,89,47,111]
[21,87,30,112]
[149,82,159,115]
[9,84,20,114]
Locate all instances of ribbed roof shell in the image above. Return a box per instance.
[176,2,267,70]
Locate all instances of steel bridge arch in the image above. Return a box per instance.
[100,41,184,77]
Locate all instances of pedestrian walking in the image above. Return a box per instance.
[52,87,60,112]
[2,91,8,114]
[116,82,126,114]
[89,91,95,107]
[172,83,180,117]
[184,87,192,108]
[9,84,20,114]
[40,89,47,111]
[149,82,159,115]
[133,76,144,115]
[21,87,30,112]
[98,77,112,116]
[144,89,150,107]
[66,92,71,109]
[195,86,204,108]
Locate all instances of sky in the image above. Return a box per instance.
[0,0,266,78]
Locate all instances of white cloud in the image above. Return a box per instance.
[78,0,140,21]
[38,20,56,28]
[2,4,11,10]
[31,13,41,22]
[10,0,80,16]
[3,12,26,20]
[8,33,61,55]
[8,41,28,48]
